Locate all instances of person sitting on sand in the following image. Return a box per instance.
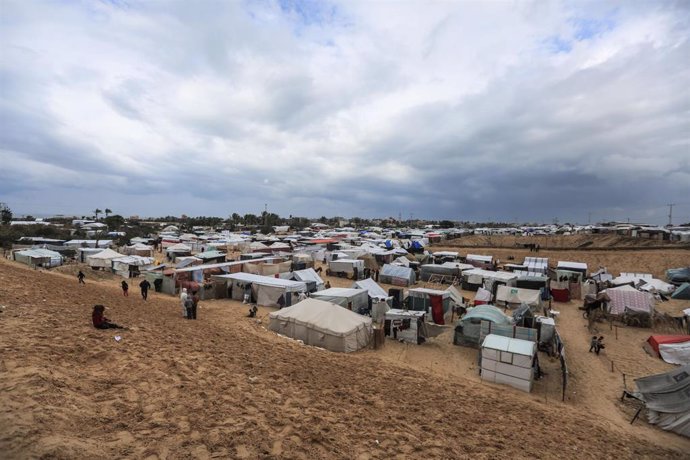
[325,281,331,289]
[92,305,125,329]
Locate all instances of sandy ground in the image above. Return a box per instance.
[1,253,690,458]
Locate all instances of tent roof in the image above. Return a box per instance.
[482,334,536,357]
[167,243,192,251]
[312,288,366,299]
[113,256,154,266]
[461,305,511,325]
[269,298,372,336]
[16,248,63,258]
[293,268,324,286]
[557,261,588,271]
[216,272,307,291]
[467,254,493,262]
[671,283,690,300]
[87,248,125,260]
[408,287,450,297]
[352,278,388,299]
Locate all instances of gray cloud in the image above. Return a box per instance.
[1,0,688,223]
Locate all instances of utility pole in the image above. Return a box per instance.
[667,203,675,226]
[264,203,268,227]
[588,212,592,225]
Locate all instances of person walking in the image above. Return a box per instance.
[184,294,194,320]
[589,335,598,353]
[190,291,199,320]
[139,279,151,300]
[121,280,129,297]
[595,336,605,355]
[78,270,86,284]
[180,288,188,318]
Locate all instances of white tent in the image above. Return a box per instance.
[481,334,536,393]
[292,268,325,291]
[352,278,388,300]
[216,272,307,307]
[495,285,542,310]
[112,256,155,278]
[86,248,125,268]
[268,298,372,352]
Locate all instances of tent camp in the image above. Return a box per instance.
[632,365,690,437]
[13,248,63,268]
[379,263,416,286]
[216,273,307,308]
[86,248,125,269]
[268,298,372,352]
[311,288,369,312]
[495,285,543,311]
[671,283,690,300]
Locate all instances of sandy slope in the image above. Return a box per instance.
[1,258,688,459]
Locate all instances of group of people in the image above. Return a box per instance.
[179,288,199,319]
[589,335,606,355]
[78,271,151,300]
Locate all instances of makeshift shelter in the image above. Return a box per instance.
[379,264,416,286]
[473,288,492,305]
[407,288,452,324]
[76,247,107,263]
[667,267,690,285]
[13,248,63,268]
[522,257,548,274]
[327,259,365,277]
[194,251,227,264]
[166,243,192,261]
[352,278,388,300]
[638,279,676,296]
[466,254,493,268]
[454,305,512,347]
[671,283,690,300]
[647,335,690,365]
[292,268,325,292]
[420,262,473,282]
[292,253,314,270]
[311,288,369,312]
[268,298,372,352]
[632,365,690,437]
[602,287,655,316]
[112,256,155,278]
[86,248,125,269]
[495,286,542,311]
[384,309,427,344]
[462,269,517,292]
[123,243,154,257]
[556,261,588,277]
[481,334,537,393]
[216,273,307,308]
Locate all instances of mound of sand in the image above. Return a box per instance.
[1,258,688,458]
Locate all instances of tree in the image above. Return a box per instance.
[104,214,125,230]
[439,220,455,229]
[93,208,102,220]
[0,202,13,224]
[104,208,112,218]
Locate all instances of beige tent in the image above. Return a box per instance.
[268,298,372,352]
[86,248,125,268]
[495,285,543,310]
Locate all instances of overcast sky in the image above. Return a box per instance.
[1,1,689,224]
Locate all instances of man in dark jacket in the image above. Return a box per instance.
[139,279,151,300]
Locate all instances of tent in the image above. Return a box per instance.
[462,269,518,292]
[311,288,369,312]
[556,261,588,276]
[495,286,542,310]
[216,273,307,308]
[466,254,493,268]
[292,268,325,292]
[384,309,427,344]
[638,278,676,296]
[481,334,537,393]
[454,305,512,347]
[407,288,452,324]
[13,248,63,268]
[112,256,155,278]
[420,263,473,282]
[86,248,125,269]
[123,243,154,257]
[671,283,690,300]
[603,288,655,315]
[352,277,388,300]
[268,298,372,352]
[633,365,690,437]
[667,267,690,285]
[647,335,690,364]
[379,264,416,286]
[328,259,364,277]
[473,287,492,305]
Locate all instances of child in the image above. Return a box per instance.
[92,305,125,329]
[121,280,129,297]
